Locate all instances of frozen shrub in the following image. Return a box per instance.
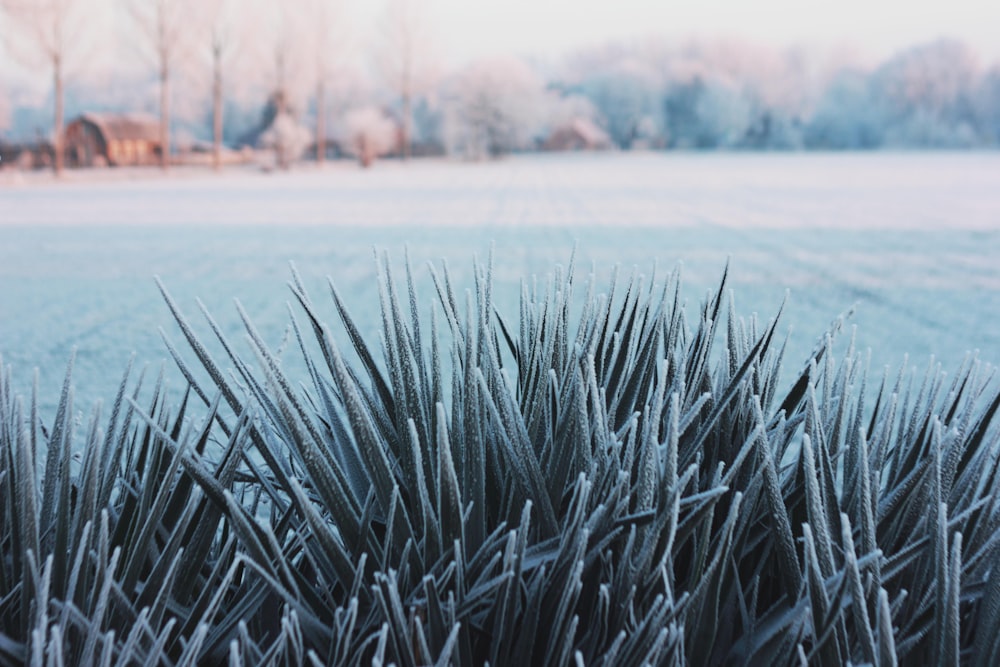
[260,111,311,168]
[2,256,999,665]
[342,107,399,167]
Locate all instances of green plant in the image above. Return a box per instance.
[2,254,998,665]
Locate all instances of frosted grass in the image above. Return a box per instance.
[3,251,999,664]
[0,152,998,415]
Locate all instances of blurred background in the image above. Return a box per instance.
[1,0,999,171]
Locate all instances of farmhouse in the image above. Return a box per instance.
[65,113,162,167]
[543,117,613,152]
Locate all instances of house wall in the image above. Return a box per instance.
[65,120,104,167]
[65,117,162,167]
[107,138,158,166]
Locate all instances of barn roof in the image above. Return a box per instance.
[568,118,612,147]
[78,113,161,143]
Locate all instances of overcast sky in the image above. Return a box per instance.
[2,0,998,95]
[359,0,1000,65]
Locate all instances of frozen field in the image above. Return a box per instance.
[1,152,999,415]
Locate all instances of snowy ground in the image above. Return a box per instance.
[1,152,999,415]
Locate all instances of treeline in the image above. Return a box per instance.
[250,36,1000,160]
[436,37,1000,157]
[553,39,1000,152]
[2,0,999,169]
[214,37,1000,159]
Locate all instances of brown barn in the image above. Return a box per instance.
[543,118,613,152]
[65,113,162,167]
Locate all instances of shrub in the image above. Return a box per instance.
[2,255,999,665]
[342,107,399,168]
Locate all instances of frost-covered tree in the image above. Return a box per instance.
[692,78,753,148]
[560,46,663,149]
[662,78,704,148]
[125,0,197,169]
[660,75,754,149]
[873,39,982,147]
[444,56,545,160]
[885,108,978,147]
[307,0,349,165]
[409,95,446,155]
[877,40,979,117]
[736,47,820,150]
[556,38,821,151]
[254,0,311,119]
[0,82,9,136]
[1,0,98,173]
[581,61,662,149]
[341,106,397,167]
[237,0,315,167]
[661,40,814,150]
[803,70,887,149]
[199,0,241,170]
[976,67,1000,144]
[377,0,437,161]
[259,110,310,167]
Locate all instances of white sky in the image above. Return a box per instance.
[2,0,998,101]
[359,0,1000,65]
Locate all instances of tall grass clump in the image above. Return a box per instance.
[2,252,1000,665]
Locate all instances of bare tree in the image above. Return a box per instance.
[125,0,191,169]
[210,15,225,170]
[313,0,356,165]
[0,84,9,137]
[1,0,95,174]
[378,0,435,160]
[201,0,239,171]
[0,32,12,137]
[305,0,349,166]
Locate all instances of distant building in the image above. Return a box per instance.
[0,140,54,170]
[65,113,162,167]
[543,118,613,152]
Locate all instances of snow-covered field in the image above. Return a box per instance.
[1,152,998,415]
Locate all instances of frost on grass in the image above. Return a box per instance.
[1,255,999,665]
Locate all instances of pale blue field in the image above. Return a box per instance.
[1,152,998,416]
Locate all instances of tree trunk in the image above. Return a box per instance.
[212,47,223,172]
[402,90,412,161]
[316,79,325,166]
[53,58,64,176]
[160,66,170,170]
[275,51,288,169]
